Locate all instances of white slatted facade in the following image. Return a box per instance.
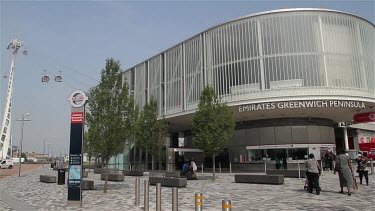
[134,63,146,109]
[122,9,374,118]
[148,55,162,115]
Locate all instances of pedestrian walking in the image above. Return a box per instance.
[282,156,287,170]
[306,153,322,195]
[357,152,369,186]
[334,150,354,196]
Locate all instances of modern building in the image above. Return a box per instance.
[109,8,375,170]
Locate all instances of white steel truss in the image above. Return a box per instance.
[1,39,23,159]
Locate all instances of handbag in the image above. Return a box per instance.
[353,176,358,191]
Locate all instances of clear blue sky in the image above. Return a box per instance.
[0,0,374,156]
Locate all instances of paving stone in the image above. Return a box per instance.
[0,167,374,210]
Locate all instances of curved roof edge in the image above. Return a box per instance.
[122,8,374,73]
[229,8,374,27]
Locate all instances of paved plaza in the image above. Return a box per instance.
[0,167,374,211]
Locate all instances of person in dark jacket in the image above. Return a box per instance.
[282,156,287,170]
[306,153,322,195]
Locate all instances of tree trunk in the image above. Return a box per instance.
[212,154,216,181]
[104,158,109,193]
[146,148,148,171]
[133,141,136,170]
[151,154,155,171]
[158,148,162,170]
[139,148,142,170]
[88,157,91,173]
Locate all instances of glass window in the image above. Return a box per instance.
[266,149,287,160]
[288,148,308,160]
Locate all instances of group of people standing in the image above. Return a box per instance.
[275,156,288,170]
[180,159,197,179]
[305,150,370,196]
[322,151,336,171]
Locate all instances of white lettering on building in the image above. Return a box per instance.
[238,100,366,112]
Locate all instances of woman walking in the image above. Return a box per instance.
[334,150,354,196]
[306,153,321,195]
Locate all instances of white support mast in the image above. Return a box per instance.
[0,39,23,159]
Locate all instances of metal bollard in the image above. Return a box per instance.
[264,161,267,174]
[229,162,232,174]
[201,164,204,174]
[219,162,222,173]
[156,183,161,211]
[371,159,374,175]
[172,187,178,211]
[135,178,140,206]
[195,192,203,211]
[144,179,149,211]
[222,199,232,211]
[298,162,301,179]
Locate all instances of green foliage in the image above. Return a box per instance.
[192,85,235,157]
[135,98,168,165]
[83,130,95,162]
[86,58,137,164]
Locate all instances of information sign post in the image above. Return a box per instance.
[67,90,88,207]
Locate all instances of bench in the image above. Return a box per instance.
[123,170,144,176]
[165,171,182,178]
[149,176,187,187]
[40,175,56,183]
[235,174,284,185]
[266,170,306,178]
[82,180,94,190]
[101,173,124,181]
[94,168,119,174]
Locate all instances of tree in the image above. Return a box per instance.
[83,130,95,172]
[136,98,168,171]
[86,58,137,193]
[192,86,235,181]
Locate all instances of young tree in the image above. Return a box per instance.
[192,86,235,181]
[83,130,95,172]
[86,58,137,193]
[136,98,168,171]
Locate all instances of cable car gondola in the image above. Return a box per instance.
[55,71,62,82]
[42,70,50,83]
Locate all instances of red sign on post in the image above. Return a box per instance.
[353,112,375,123]
[71,112,84,124]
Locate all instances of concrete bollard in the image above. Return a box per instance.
[195,192,203,211]
[172,187,178,211]
[144,179,149,211]
[320,160,324,176]
[135,177,140,206]
[222,199,232,211]
[156,183,161,211]
[371,159,374,175]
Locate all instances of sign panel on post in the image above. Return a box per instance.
[71,112,84,124]
[67,90,88,207]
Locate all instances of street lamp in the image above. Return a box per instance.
[16,113,31,177]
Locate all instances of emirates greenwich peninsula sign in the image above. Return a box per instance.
[239,100,366,112]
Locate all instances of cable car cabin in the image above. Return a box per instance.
[55,75,62,82]
[55,71,62,82]
[42,75,50,83]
